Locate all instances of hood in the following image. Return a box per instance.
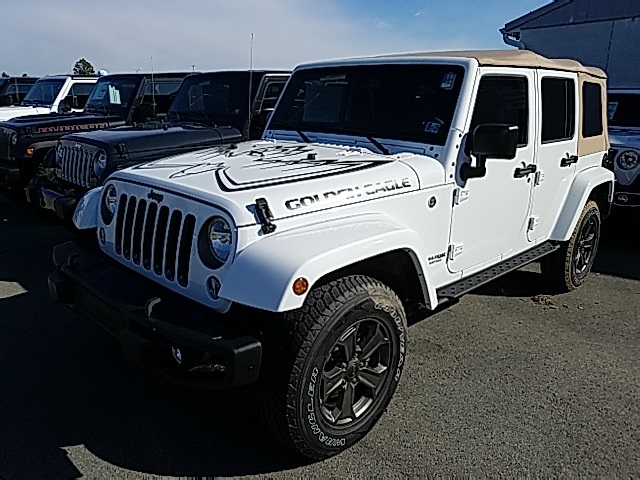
[609,127,640,149]
[3,112,122,134]
[111,140,441,226]
[61,123,243,156]
[0,105,50,122]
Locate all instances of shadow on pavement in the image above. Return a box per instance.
[0,196,310,478]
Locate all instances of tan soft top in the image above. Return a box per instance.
[374,50,606,79]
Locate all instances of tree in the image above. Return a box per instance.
[73,58,95,75]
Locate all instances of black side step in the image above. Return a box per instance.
[437,241,560,301]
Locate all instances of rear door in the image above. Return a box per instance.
[527,71,579,242]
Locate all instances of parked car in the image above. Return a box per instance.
[28,70,289,219]
[0,72,187,188]
[0,76,39,107]
[49,50,613,459]
[0,74,97,122]
[607,88,640,207]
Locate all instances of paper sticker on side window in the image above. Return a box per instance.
[441,73,456,90]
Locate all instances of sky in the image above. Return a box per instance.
[1,0,550,77]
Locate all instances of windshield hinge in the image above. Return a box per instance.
[116,143,128,159]
[255,198,277,234]
[452,188,469,206]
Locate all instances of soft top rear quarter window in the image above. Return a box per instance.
[269,64,466,146]
[582,82,603,138]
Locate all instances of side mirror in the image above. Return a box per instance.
[133,103,155,123]
[0,94,15,107]
[58,97,72,113]
[461,124,518,181]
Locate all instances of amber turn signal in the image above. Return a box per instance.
[26,148,35,156]
[292,277,309,296]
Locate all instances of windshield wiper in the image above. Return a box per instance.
[364,135,392,156]
[295,129,311,143]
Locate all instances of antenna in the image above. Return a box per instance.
[247,33,254,139]
[150,56,156,118]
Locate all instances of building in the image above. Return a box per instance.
[501,0,640,88]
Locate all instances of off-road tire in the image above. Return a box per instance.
[541,200,600,292]
[257,275,407,459]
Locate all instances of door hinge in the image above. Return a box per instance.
[534,171,544,186]
[453,188,469,206]
[528,216,539,231]
[448,243,464,260]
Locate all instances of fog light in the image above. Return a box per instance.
[99,227,106,245]
[171,346,183,366]
[292,277,309,296]
[207,276,221,300]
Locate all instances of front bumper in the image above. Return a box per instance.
[25,178,80,220]
[0,161,20,187]
[49,241,262,389]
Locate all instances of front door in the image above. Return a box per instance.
[448,70,535,273]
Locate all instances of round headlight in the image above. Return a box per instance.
[208,217,232,264]
[93,150,108,176]
[9,131,18,145]
[617,150,639,170]
[101,184,118,224]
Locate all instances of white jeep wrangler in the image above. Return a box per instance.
[50,50,614,459]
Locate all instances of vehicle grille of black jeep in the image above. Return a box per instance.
[0,128,12,160]
[114,193,196,287]
[59,145,93,187]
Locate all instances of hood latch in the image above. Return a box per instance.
[255,198,277,234]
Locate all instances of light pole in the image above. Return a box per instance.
[133,67,142,74]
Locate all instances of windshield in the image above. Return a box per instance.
[22,79,65,106]
[85,76,141,116]
[269,64,465,146]
[608,93,640,128]
[168,72,250,129]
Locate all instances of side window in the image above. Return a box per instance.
[582,82,603,138]
[259,81,286,110]
[142,81,182,114]
[470,76,528,147]
[68,83,95,108]
[541,77,575,143]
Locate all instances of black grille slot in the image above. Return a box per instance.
[122,196,137,260]
[164,210,183,282]
[112,192,193,287]
[153,206,170,275]
[177,215,196,287]
[142,202,158,270]
[131,199,147,265]
[115,194,128,255]
[0,130,11,159]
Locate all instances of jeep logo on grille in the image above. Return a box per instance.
[148,190,164,202]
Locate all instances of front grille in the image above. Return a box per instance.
[59,144,93,187]
[114,193,196,287]
[0,129,13,159]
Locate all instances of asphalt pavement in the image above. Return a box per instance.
[0,194,638,478]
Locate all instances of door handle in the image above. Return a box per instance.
[560,154,579,167]
[514,164,537,178]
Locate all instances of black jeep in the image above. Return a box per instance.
[29,70,289,219]
[0,77,39,106]
[0,72,188,189]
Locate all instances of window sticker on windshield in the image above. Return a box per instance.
[608,101,619,120]
[108,85,121,105]
[441,72,456,90]
[425,121,442,134]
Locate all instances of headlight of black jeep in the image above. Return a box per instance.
[10,131,18,145]
[198,216,233,268]
[101,184,118,224]
[93,149,108,177]
[617,150,639,170]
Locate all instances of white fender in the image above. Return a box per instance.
[550,166,614,241]
[73,187,102,230]
[219,214,435,312]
